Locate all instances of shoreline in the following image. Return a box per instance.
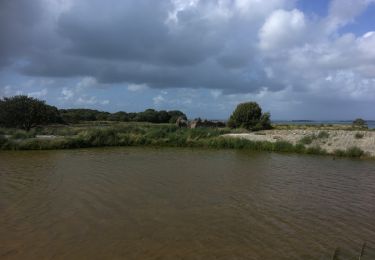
[224,129,375,157]
[1,123,373,160]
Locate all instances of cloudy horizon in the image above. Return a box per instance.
[1,0,375,120]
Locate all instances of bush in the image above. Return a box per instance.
[355,132,364,139]
[228,102,271,131]
[317,131,329,139]
[305,145,326,155]
[299,135,315,145]
[334,146,364,158]
[352,118,367,129]
[346,146,364,157]
[294,143,306,153]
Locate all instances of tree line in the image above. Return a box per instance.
[60,108,186,124]
[0,95,187,130]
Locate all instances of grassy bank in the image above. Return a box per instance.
[0,122,370,159]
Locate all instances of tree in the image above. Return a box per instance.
[352,118,367,129]
[135,109,159,123]
[157,110,170,123]
[227,102,271,130]
[255,112,272,130]
[168,110,187,123]
[108,111,129,122]
[45,105,64,124]
[0,95,61,131]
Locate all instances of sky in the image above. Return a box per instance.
[0,0,374,120]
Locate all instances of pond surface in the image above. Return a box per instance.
[1,148,375,259]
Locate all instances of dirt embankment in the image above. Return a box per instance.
[224,129,375,156]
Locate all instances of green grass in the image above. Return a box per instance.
[11,130,36,139]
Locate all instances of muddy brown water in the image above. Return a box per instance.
[1,147,375,259]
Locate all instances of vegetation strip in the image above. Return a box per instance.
[0,123,370,159]
[0,96,371,159]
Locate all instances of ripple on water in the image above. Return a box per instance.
[0,148,375,259]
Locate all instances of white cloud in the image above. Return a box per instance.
[210,89,222,99]
[259,9,306,51]
[153,95,166,106]
[3,85,13,96]
[1,0,375,119]
[358,31,375,60]
[61,87,74,100]
[76,76,97,91]
[1,85,24,97]
[76,96,109,106]
[128,83,148,92]
[235,0,294,17]
[27,88,48,98]
[325,0,374,33]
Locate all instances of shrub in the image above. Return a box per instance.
[346,146,364,157]
[317,131,329,139]
[294,143,306,153]
[228,102,271,131]
[299,135,315,145]
[355,132,364,139]
[305,145,326,155]
[352,118,367,129]
[334,147,364,158]
[333,149,346,157]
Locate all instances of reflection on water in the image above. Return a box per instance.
[1,148,375,259]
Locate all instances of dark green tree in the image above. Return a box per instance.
[227,102,271,130]
[157,110,171,123]
[168,110,187,123]
[108,111,129,122]
[0,95,61,131]
[135,109,159,123]
[45,105,64,124]
[352,118,367,129]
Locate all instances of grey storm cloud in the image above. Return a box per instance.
[1,0,375,98]
[0,0,43,67]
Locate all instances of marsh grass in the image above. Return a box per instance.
[11,130,36,139]
[0,134,7,146]
[334,146,365,158]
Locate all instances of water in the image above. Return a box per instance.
[1,148,375,259]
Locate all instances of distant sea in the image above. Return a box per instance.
[272,120,375,129]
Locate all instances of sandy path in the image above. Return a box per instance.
[224,129,375,156]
